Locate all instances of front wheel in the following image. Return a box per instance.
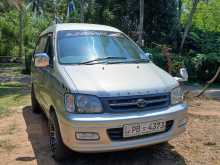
[49,112,72,161]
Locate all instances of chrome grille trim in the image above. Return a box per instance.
[101,93,170,112]
[109,98,168,107]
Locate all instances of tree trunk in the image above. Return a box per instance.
[80,0,84,23]
[196,66,220,97]
[53,0,58,23]
[138,0,144,46]
[180,0,199,54]
[178,0,182,21]
[19,9,24,60]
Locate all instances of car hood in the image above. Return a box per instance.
[63,62,178,97]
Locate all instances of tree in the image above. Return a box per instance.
[143,0,179,46]
[138,0,144,46]
[196,66,220,97]
[7,0,25,59]
[80,0,85,22]
[180,0,200,54]
[26,0,43,17]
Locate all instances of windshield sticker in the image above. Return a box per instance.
[58,31,122,38]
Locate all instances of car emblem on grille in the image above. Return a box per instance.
[136,99,147,108]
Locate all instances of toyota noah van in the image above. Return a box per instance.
[31,23,188,160]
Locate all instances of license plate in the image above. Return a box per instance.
[123,120,166,138]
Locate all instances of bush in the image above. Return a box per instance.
[146,47,184,76]
[145,47,165,68]
[146,47,220,82]
[191,53,220,82]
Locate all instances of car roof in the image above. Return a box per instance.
[40,23,122,36]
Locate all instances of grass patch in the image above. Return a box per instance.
[0,106,9,118]
[0,70,22,78]
[0,63,20,68]
[0,82,30,118]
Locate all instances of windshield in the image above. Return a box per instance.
[57,30,148,64]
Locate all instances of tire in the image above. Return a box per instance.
[49,112,71,161]
[31,85,41,113]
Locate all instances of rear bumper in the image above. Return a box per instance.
[58,103,188,152]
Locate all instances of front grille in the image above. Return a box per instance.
[103,93,170,112]
[107,120,173,141]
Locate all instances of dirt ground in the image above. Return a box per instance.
[0,66,220,165]
[0,95,219,165]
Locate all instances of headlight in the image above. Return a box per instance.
[76,94,103,113]
[171,87,183,105]
[64,94,103,113]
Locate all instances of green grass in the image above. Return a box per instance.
[0,63,20,68]
[0,106,9,118]
[0,69,22,78]
[0,82,30,118]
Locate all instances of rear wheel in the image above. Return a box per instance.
[31,85,41,113]
[49,112,72,161]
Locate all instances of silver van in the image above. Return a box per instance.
[31,23,188,160]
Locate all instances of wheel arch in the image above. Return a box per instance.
[49,106,56,116]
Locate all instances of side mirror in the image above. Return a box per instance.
[145,52,152,59]
[34,53,49,68]
[174,68,188,82]
[141,39,145,47]
[180,68,188,81]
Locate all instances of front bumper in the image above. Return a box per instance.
[58,103,188,152]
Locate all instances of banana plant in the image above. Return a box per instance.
[5,0,43,59]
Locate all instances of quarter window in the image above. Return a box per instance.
[35,36,48,53]
[45,35,54,65]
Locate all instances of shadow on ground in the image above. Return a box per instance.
[21,106,186,165]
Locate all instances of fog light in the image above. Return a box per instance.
[178,118,187,127]
[75,132,99,140]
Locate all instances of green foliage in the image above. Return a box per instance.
[0,10,19,56]
[147,48,185,76]
[191,53,220,81]
[0,10,50,55]
[0,82,30,118]
[146,47,220,82]
[0,0,219,83]
[176,0,220,82]
[84,0,179,45]
[182,0,220,32]
[143,0,179,45]
[146,47,167,69]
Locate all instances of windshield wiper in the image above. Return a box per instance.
[125,59,150,63]
[79,57,127,64]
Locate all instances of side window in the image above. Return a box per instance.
[45,34,54,66]
[33,33,54,66]
[35,36,47,53]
